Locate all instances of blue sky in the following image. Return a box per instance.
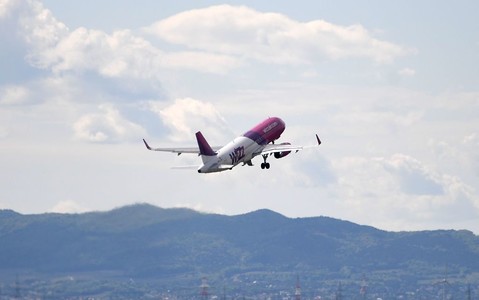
[1,0,478,233]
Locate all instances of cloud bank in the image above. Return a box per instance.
[146,5,412,65]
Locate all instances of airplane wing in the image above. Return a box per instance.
[143,139,221,155]
[260,134,321,155]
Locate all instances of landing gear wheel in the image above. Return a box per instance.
[261,154,270,170]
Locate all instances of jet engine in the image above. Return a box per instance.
[274,142,291,159]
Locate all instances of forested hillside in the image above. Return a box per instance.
[1,204,478,299]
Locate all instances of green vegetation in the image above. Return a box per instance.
[0,204,478,298]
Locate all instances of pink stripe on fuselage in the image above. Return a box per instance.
[243,117,286,145]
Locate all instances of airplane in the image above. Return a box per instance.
[143,117,321,173]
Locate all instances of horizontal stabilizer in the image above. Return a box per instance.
[171,165,200,170]
[142,138,209,154]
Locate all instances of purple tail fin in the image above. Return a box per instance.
[195,131,216,156]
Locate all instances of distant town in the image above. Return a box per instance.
[0,272,477,299]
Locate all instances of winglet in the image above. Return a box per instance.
[315,134,321,146]
[195,131,216,156]
[143,139,152,150]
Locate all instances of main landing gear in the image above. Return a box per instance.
[260,154,270,169]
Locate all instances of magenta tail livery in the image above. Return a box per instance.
[143,117,321,173]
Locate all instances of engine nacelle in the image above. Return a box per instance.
[274,142,291,159]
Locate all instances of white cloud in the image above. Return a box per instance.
[333,109,423,129]
[16,0,69,53]
[463,133,478,145]
[50,200,86,214]
[149,98,230,143]
[146,4,412,65]
[333,154,479,231]
[0,0,19,18]
[73,104,146,143]
[3,0,238,87]
[0,85,30,105]
[4,1,413,81]
[27,25,161,79]
[380,154,444,196]
[398,67,416,77]
[160,51,243,74]
[429,132,479,185]
[0,126,7,139]
[276,150,336,188]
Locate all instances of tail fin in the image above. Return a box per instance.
[195,131,216,163]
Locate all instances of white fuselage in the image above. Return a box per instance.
[198,136,265,173]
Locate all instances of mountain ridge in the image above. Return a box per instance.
[0,204,478,298]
